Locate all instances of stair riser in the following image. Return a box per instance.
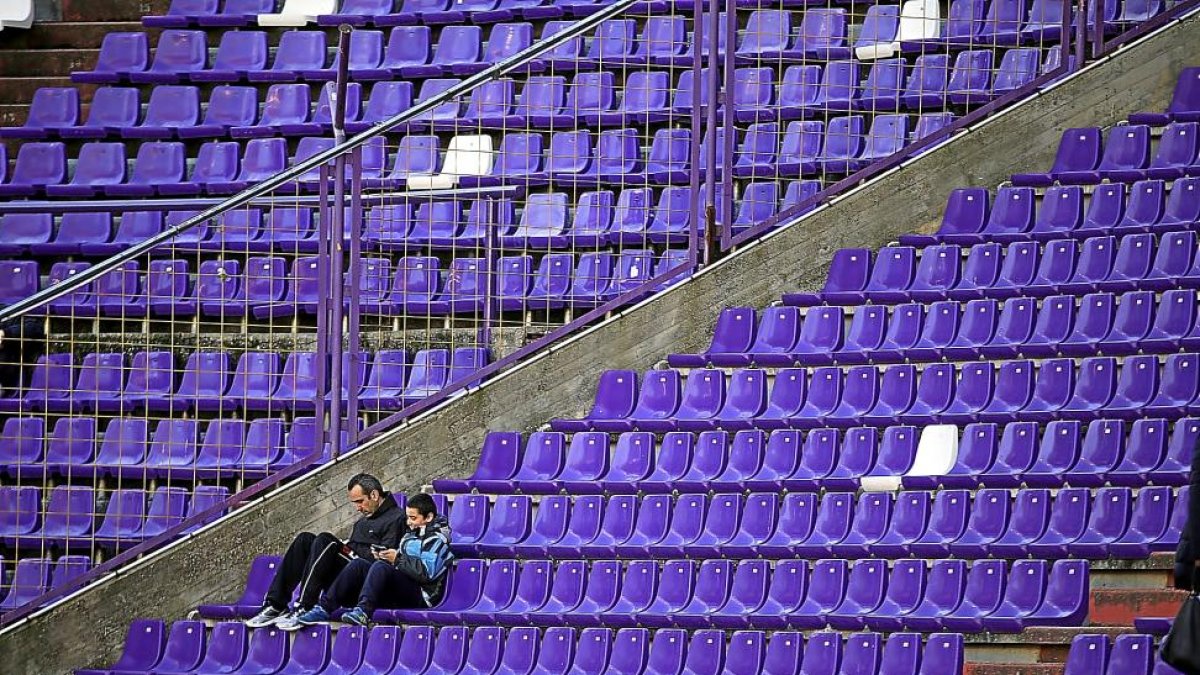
[61,0,171,22]
[0,79,94,105]
[0,23,153,50]
[963,665,1063,675]
[0,50,98,79]
[1089,588,1189,626]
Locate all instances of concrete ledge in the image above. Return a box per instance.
[3,12,1200,674]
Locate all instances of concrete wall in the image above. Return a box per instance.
[4,13,1200,673]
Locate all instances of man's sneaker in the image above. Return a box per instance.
[284,605,331,631]
[342,606,369,627]
[275,610,306,632]
[245,605,285,628]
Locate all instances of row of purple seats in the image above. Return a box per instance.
[380,60,974,133]
[1062,633,1160,675]
[353,252,678,315]
[79,620,328,675]
[1013,122,1200,186]
[0,197,548,258]
[142,0,278,27]
[448,486,1182,561]
[0,136,386,198]
[148,0,658,28]
[362,70,956,136]
[0,416,320,480]
[85,616,965,675]
[9,251,682,318]
[726,116,928,179]
[901,0,1149,53]
[381,552,1089,632]
[367,183,816,245]
[0,555,89,613]
[722,50,1047,120]
[785,231,1200,308]
[0,209,325,257]
[442,415,1194,496]
[920,416,1195,489]
[898,180,1200,248]
[76,18,755,88]
[0,485,229,550]
[0,128,829,198]
[0,186,790,260]
[440,427,911,494]
[71,22,1060,103]
[125,8,937,81]
[0,348,485,413]
[0,82,353,141]
[679,288,1200,368]
[362,120,902,193]
[554,355,1200,432]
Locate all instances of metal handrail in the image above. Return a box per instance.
[0,0,643,324]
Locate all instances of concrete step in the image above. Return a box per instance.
[964,664,1063,675]
[0,78,94,105]
[0,49,99,79]
[0,22,152,50]
[61,0,171,22]
[1090,588,1189,626]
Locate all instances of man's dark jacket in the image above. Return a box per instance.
[345,493,405,559]
[1175,436,1200,590]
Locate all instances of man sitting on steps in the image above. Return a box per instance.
[293,492,455,627]
[245,473,405,630]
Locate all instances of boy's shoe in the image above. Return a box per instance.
[342,606,369,627]
[245,605,286,628]
[281,605,330,631]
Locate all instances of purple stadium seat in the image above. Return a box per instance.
[36,417,97,479]
[784,248,871,306]
[124,86,200,139]
[1141,122,1200,180]
[0,214,52,255]
[1013,127,1102,186]
[73,32,150,84]
[0,484,40,542]
[17,485,95,548]
[760,430,822,491]
[1068,486,1134,558]
[93,488,150,549]
[901,54,952,109]
[468,496,532,555]
[0,87,80,139]
[75,619,168,674]
[190,32,269,83]
[248,30,327,82]
[15,352,76,412]
[24,211,109,256]
[231,83,312,137]
[130,29,208,84]
[901,487,966,552]
[783,8,849,60]
[110,141,187,196]
[45,142,126,197]
[1130,66,1200,126]
[1109,485,1174,557]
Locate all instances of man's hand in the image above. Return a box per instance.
[374,549,398,564]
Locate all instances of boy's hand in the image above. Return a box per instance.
[375,549,397,564]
